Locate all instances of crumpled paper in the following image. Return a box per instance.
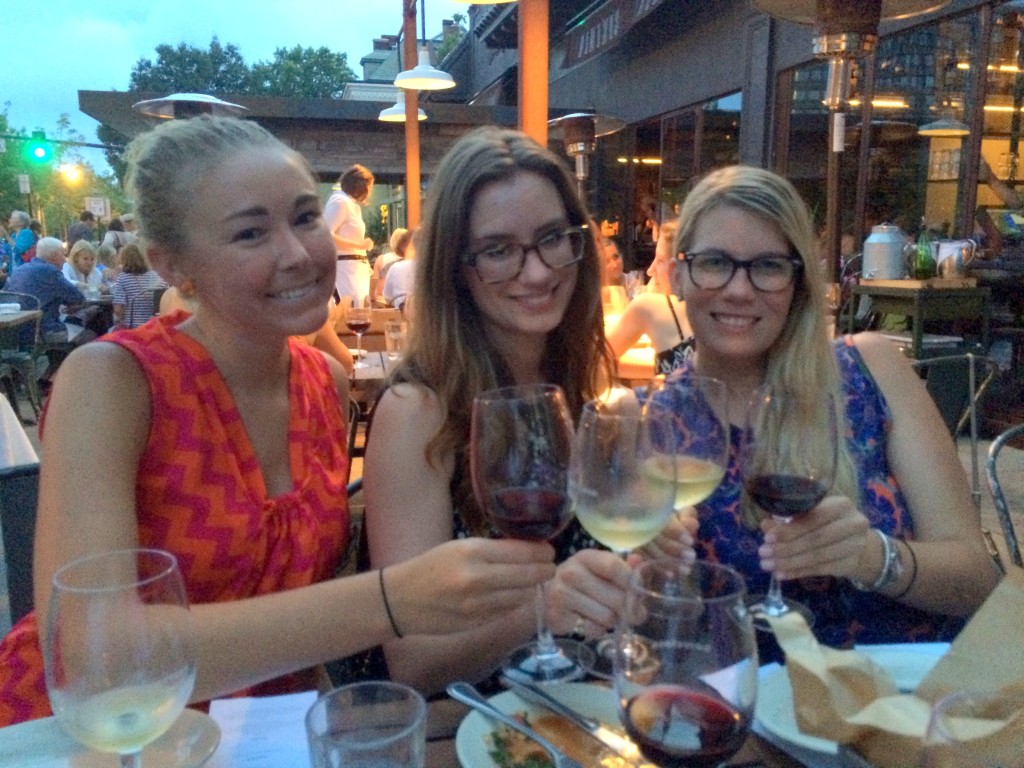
[767,568,1024,768]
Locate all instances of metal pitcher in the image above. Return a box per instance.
[862,223,909,279]
[934,239,977,278]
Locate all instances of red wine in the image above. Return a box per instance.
[346,320,372,334]
[744,474,827,519]
[486,487,570,541]
[623,685,747,768]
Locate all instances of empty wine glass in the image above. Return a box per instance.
[741,388,838,630]
[44,548,197,768]
[614,559,758,767]
[921,688,1024,768]
[644,374,730,515]
[346,306,372,369]
[569,388,677,677]
[470,383,591,684]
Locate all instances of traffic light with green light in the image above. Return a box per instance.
[24,131,53,164]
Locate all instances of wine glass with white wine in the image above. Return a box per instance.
[569,389,678,676]
[44,548,197,768]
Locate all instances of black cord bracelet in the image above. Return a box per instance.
[379,567,404,638]
[891,540,918,600]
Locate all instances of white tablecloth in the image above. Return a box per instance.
[0,395,37,469]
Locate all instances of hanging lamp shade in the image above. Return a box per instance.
[395,47,455,90]
[753,0,950,26]
[918,111,970,137]
[378,99,428,122]
[132,92,248,119]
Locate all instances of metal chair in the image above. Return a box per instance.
[0,291,45,421]
[986,423,1024,569]
[0,463,40,624]
[911,352,997,513]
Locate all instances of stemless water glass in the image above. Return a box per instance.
[614,559,758,768]
[569,390,677,677]
[644,374,730,515]
[346,306,373,369]
[470,383,591,684]
[921,688,1024,768]
[741,388,838,630]
[44,548,197,768]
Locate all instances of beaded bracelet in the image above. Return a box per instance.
[850,529,904,592]
[379,567,404,638]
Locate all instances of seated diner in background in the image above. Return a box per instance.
[358,125,696,696]
[111,242,167,330]
[0,115,557,726]
[4,236,95,347]
[605,220,694,376]
[61,239,108,296]
[381,229,416,312]
[659,165,1000,661]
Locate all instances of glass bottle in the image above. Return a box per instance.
[911,222,936,280]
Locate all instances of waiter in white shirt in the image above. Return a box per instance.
[324,164,375,308]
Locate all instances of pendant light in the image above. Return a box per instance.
[395,0,455,91]
[378,99,428,122]
[918,111,970,137]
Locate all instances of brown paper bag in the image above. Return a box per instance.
[768,568,1024,768]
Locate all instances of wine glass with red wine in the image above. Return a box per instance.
[740,388,838,629]
[470,383,592,684]
[614,559,758,768]
[346,306,372,370]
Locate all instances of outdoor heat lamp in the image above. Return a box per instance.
[548,112,625,200]
[132,93,248,119]
[753,0,950,281]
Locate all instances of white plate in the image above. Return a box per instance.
[754,644,945,756]
[4,708,220,767]
[455,682,620,768]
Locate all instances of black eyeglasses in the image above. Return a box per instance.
[677,249,803,292]
[462,225,589,284]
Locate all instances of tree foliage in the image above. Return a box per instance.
[130,38,251,94]
[249,46,355,98]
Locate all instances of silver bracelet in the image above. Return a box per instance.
[850,529,904,592]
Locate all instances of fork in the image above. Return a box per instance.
[447,682,585,768]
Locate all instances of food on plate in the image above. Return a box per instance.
[487,712,636,768]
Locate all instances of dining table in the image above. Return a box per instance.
[0,689,807,768]
[0,308,42,333]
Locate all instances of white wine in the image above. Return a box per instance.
[51,670,194,754]
[645,454,726,510]
[572,460,676,553]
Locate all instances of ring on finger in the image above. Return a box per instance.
[571,616,587,638]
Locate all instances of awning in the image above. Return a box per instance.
[562,0,667,68]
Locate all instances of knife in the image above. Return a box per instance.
[499,672,643,765]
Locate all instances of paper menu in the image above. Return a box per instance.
[207,690,317,768]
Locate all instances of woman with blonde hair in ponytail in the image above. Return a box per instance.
[664,165,998,661]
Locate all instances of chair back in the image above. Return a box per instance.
[911,353,996,513]
[0,463,40,624]
[369,307,402,334]
[986,422,1024,569]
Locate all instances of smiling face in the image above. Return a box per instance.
[462,170,579,349]
[677,205,795,375]
[172,146,335,339]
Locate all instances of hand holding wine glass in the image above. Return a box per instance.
[741,388,838,628]
[470,383,590,683]
[614,559,758,768]
[43,548,197,767]
[346,306,372,369]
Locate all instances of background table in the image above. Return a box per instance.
[846,283,991,358]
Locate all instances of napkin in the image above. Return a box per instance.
[0,303,21,313]
[768,568,1024,768]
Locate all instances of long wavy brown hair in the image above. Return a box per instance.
[389,126,614,533]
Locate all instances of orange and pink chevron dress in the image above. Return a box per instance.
[0,312,349,725]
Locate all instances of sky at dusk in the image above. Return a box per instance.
[2,1,468,172]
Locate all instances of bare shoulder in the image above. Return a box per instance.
[849,331,916,382]
[53,340,148,399]
[318,350,351,405]
[374,382,445,435]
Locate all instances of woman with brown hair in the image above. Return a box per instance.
[111,242,167,329]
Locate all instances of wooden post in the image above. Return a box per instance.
[518,0,549,145]
[403,0,421,228]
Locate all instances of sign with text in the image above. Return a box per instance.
[85,196,110,220]
[17,174,30,194]
[562,0,666,68]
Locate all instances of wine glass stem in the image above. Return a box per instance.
[763,574,788,616]
[120,751,142,768]
[355,333,362,360]
[532,583,560,660]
